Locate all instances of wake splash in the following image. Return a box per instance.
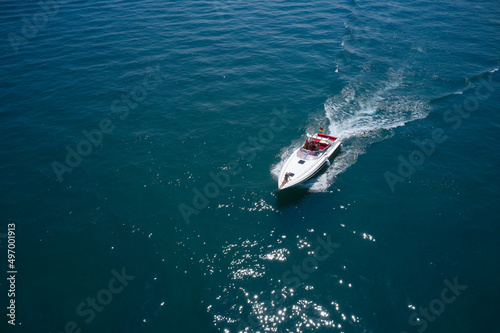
[272,69,430,192]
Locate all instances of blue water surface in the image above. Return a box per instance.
[0,0,499,332]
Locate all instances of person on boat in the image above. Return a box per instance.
[280,172,291,188]
[303,140,309,149]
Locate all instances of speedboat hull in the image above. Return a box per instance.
[278,133,341,190]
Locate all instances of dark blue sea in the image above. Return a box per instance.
[1,0,499,332]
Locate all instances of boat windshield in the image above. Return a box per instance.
[297,148,323,160]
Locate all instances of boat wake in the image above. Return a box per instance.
[272,68,430,192]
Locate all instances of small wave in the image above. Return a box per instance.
[430,89,466,103]
[433,67,499,104]
[466,67,499,85]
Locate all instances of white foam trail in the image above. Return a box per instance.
[272,69,430,192]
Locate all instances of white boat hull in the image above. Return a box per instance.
[278,134,341,190]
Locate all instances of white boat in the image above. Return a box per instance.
[278,132,342,190]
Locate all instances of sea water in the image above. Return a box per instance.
[0,0,499,332]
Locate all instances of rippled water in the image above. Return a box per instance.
[1,0,499,332]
